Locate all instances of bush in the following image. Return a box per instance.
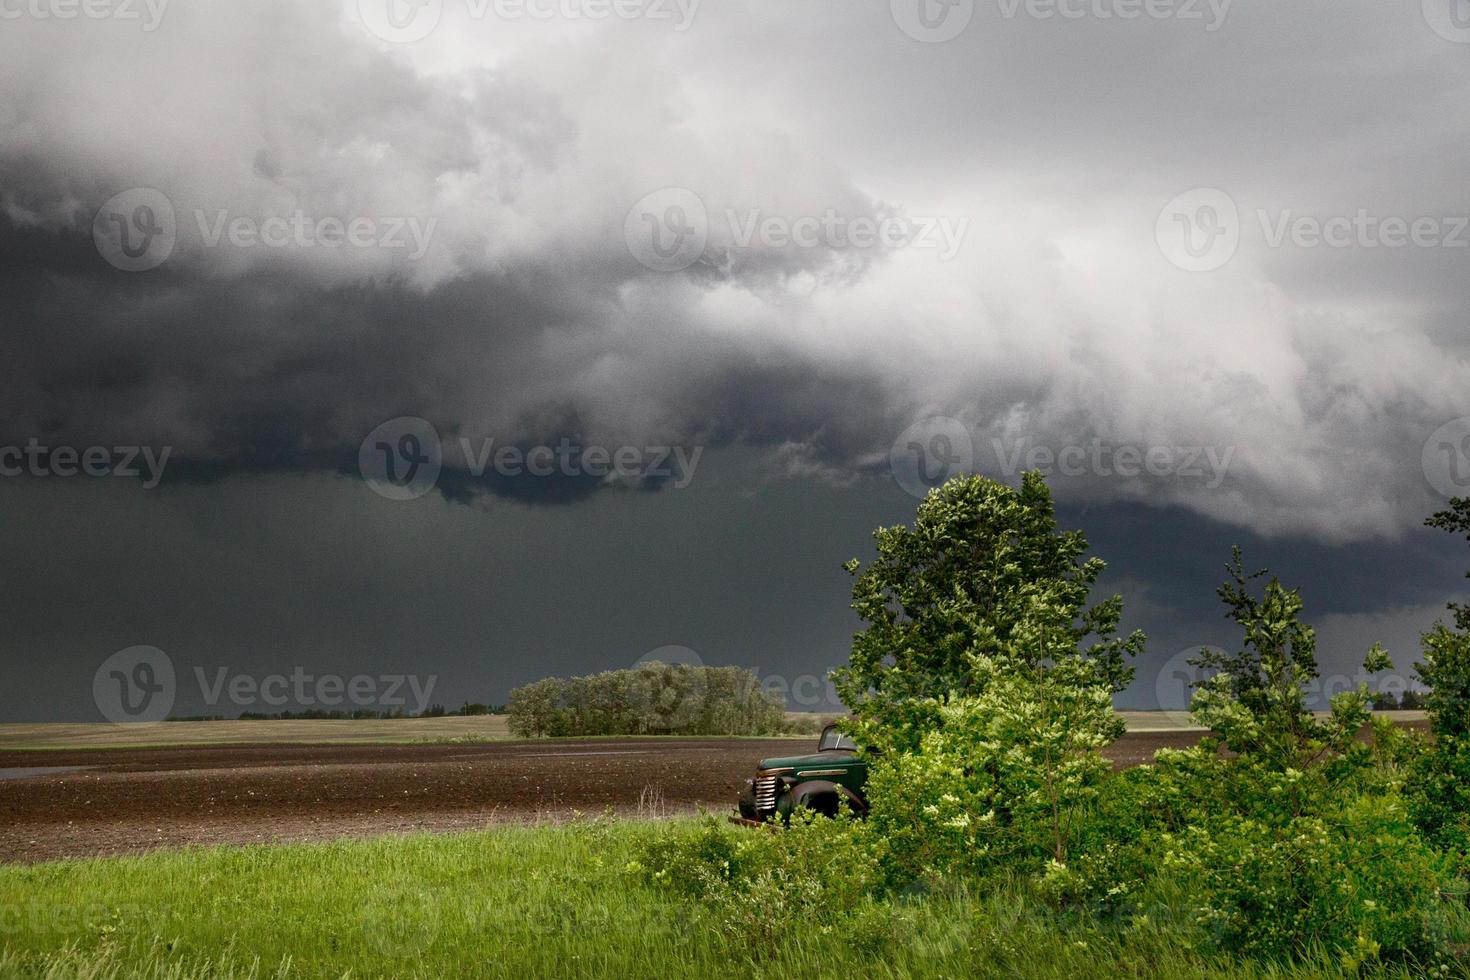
[864,654,1122,884]
[1161,794,1454,966]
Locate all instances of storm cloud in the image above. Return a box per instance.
[2,0,1469,719]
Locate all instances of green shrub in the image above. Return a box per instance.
[1159,793,1453,966]
[864,653,1122,884]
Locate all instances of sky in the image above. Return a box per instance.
[1,0,1468,721]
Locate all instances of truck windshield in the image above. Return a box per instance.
[818,727,858,752]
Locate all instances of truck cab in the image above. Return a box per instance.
[736,723,867,823]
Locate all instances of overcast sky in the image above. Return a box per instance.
[2,0,1468,721]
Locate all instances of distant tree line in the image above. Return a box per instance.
[507,662,787,737]
[168,702,505,722]
[1369,689,1427,710]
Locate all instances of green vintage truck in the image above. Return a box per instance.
[735,723,868,824]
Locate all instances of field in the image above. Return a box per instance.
[0,713,846,751]
[0,726,1230,863]
[0,821,1399,980]
[0,714,1438,978]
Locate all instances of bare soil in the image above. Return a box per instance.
[0,731,1228,863]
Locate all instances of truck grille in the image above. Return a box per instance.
[754,774,779,815]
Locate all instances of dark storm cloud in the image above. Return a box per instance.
[1,0,1466,540]
[2,0,1470,722]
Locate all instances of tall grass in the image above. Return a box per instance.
[0,820,1430,979]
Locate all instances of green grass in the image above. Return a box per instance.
[0,819,1434,979]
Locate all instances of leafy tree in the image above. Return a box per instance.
[1189,547,1389,771]
[1426,496,1470,633]
[865,645,1123,879]
[832,471,1144,753]
[506,664,785,737]
[1406,496,1470,856]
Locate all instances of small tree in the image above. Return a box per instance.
[1426,497,1470,633]
[838,473,1140,879]
[1190,547,1390,772]
[832,471,1143,754]
[1407,497,1470,855]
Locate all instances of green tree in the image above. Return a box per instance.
[832,471,1143,753]
[1407,496,1470,856]
[1189,547,1389,771]
[1426,496,1470,633]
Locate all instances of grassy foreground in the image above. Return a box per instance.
[0,819,1425,980]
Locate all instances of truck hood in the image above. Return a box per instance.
[758,750,861,771]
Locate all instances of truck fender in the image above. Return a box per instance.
[782,780,867,819]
